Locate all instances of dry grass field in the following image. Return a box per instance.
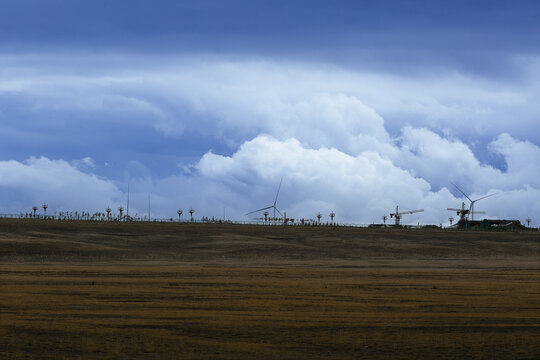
[1,219,539,359]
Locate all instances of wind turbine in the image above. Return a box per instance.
[389,206,424,226]
[246,177,284,222]
[450,182,496,221]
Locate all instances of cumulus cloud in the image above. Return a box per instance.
[194,132,540,225]
[198,135,431,223]
[0,157,122,214]
[72,157,96,170]
[488,133,540,189]
[394,127,502,191]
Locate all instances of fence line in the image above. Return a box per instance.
[1,213,538,231]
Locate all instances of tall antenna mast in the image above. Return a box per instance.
[126,184,130,218]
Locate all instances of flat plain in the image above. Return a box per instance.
[1,219,539,359]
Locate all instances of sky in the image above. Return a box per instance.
[1,0,539,225]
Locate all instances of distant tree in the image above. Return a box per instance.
[32,206,38,218]
[42,204,48,217]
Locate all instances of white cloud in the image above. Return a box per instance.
[195,133,540,225]
[72,156,96,169]
[0,157,122,214]
[394,127,502,191]
[198,135,446,224]
[488,133,540,189]
[1,55,539,147]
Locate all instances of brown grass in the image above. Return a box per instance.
[0,219,539,359]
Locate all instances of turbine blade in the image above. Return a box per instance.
[246,205,273,215]
[447,208,461,211]
[450,182,472,202]
[472,192,498,203]
[274,207,283,217]
[273,176,283,206]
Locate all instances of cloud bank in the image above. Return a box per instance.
[1,56,539,225]
[2,131,539,225]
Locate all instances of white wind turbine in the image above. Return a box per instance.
[246,177,284,221]
[450,182,496,221]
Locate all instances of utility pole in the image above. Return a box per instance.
[126,184,130,218]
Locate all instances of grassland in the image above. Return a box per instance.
[1,219,539,359]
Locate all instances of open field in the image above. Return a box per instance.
[1,219,539,359]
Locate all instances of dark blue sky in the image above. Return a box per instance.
[2,1,539,75]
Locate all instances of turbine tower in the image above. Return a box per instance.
[382,215,387,225]
[389,206,424,226]
[450,182,496,221]
[246,177,284,222]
